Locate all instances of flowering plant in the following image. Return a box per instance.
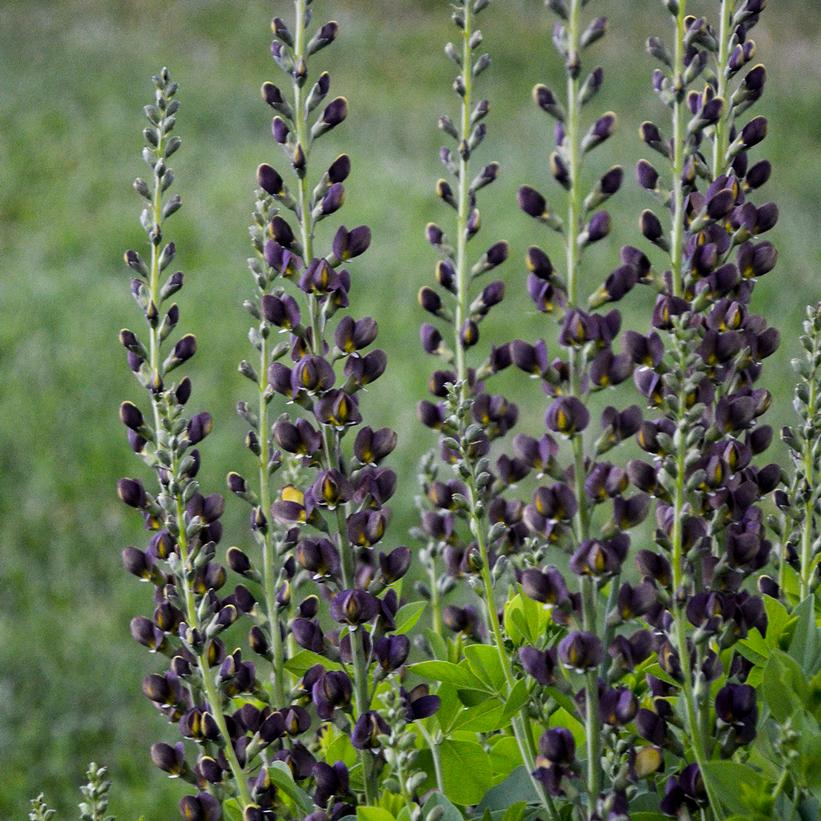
[28,1,820,820]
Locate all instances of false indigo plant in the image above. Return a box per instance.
[59,2,818,821]
[514,0,653,816]
[225,0,430,817]
[413,0,568,816]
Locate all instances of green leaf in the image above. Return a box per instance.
[503,593,548,646]
[700,761,766,816]
[630,814,669,821]
[439,739,494,805]
[357,809,395,821]
[223,800,243,821]
[789,597,820,674]
[284,649,342,676]
[763,595,791,646]
[502,802,527,821]
[476,766,539,812]
[457,687,495,706]
[394,601,426,635]
[409,660,481,689]
[737,629,771,668]
[465,644,507,693]
[488,735,521,779]
[425,628,449,661]
[502,678,530,722]
[268,761,314,814]
[322,724,357,767]
[435,683,461,735]
[544,685,579,718]
[421,792,464,821]
[763,650,808,722]
[451,697,505,733]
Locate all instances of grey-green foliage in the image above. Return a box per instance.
[29,763,114,821]
[78,763,114,821]
[28,795,56,821]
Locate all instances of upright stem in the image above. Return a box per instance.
[174,495,254,810]
[712,0,732,178]
[258,334,287,706]
[670,420,724,820]
[800,373,817,599]
[419,723,445,794]
[470,481,559,821]
[564,0,601,805]
[428,550,445,637]
[454,1,474,394]
[670,1,688,297]
[289,1,375,800]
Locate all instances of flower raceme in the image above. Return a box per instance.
[95,3,820,821]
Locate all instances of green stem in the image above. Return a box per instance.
[428,549,445,638]
[419,724,445,794]
[670,388,724,821]
[174,493,253,810]
[800,372,817,599]
[711,0,732,177]
[563,0,601,807]
[453,0,474,394]
[258,335,287,706]
[289,0,375,801]
[670,0,688,298]
[471,489,559,821]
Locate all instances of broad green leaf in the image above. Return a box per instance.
[465,644,507,693]
[763,595,791,647]
[284,649,342,675]
[700,761,766,816]
[268,761,313,814]
[789,597,820,674]
[643,663,678,687]
[451,697,505,733]
[421,792,464,821]
[503,593,548,646]
[763,649,808,722]
[357,809,395,821]
[502,678,529,721]
[425,628,449,661]
[439,738,494,805]
[223,800,243,821]
[435,683,461,735]
[502,802,527,821]
[545,685,579,718]
[394,601,426,635]
[322,724,357,767]
[409,660,482,690]
[476,766,539,812]
[737,630,770,668]
[488,735,521,779]
[630,814,669,821]
[457,687,496,706]
[378,792,406,816]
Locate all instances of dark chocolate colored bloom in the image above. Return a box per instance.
[558,631,602,671]
[546,396,590,435]
[330,589,379,625]
[351,711,389,750]
[401,684,441,721]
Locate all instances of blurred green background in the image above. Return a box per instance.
[0,0,819,815]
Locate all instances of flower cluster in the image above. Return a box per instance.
[511,0,658,814]
[626,0,781,814]
[94,3,820,821]
[415,0,516,643]
[119,69,261,814]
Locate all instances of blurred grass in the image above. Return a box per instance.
[0,0,819,815]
